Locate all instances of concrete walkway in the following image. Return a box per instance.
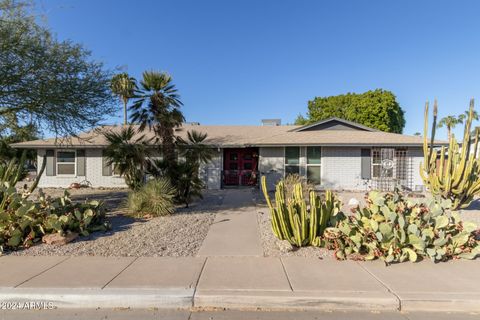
[197,188,263,256]
[1,255,479,313]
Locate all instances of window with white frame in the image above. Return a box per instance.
[284,147,300,176]
[57,151,76,175]
[306,146,321,184]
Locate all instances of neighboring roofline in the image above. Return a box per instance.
[291,117,379,132]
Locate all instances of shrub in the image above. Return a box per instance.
[261,176,343,247]
[324,190,480,263]
[127,178,176,216]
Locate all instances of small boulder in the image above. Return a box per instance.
[348,198,360,206]
[42,232,78,246]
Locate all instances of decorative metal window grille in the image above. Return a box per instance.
[371,148,413,191]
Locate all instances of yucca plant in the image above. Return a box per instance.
[127,178,176,216]
[420,99,480,209]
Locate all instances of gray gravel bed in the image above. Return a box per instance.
[7,188,224,257]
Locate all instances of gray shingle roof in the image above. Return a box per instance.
[11,121,442,148]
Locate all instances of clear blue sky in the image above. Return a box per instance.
[38,0,480,138]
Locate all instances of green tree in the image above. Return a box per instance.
[0,0,115,137]
[296,89,405,133]
[103,126,149,190]
[130,71,184,166]
[294,114,308,125]
[110,73,137,126]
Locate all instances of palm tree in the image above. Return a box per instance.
[103,126,149,190]
[178,130,214,165]
[110,73,137,126]
[437,115,463,140]
[130,71,184,165]
[459,109,480,122]
[173,130,213,207]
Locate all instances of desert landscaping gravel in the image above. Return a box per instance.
[8,188,224,257]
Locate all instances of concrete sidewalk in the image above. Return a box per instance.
[0,255,479,313]
[197,188,263,256]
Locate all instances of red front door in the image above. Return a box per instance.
[223,148,258,186]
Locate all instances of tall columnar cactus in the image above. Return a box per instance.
[420,99,480,209]
[261,176,341,247]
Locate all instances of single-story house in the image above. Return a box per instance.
[12,117,435,191]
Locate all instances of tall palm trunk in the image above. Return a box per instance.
[161,126,176,165]
[123,97,128,126]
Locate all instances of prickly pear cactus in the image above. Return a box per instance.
[324,190,480,263]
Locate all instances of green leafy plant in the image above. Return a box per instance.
[324,190,480,263]
[127,178,176,217]
[420,99,480,209]
[261,176,342,247]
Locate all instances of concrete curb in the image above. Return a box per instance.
[0,288,194,309]
[2,287,480,312]
[398,293,480,313]
[194,289,400,311]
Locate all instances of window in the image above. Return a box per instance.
[112,163,122,176]
[306,146,321,184]
[57,151,76,175]
[284,147,300,175]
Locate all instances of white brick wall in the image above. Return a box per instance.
[258,147,284,191]
[409,147,425,190]
[37,148,127,188]
[321,147,365,190]
[36,146,426,191]
[199,149,222,189]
